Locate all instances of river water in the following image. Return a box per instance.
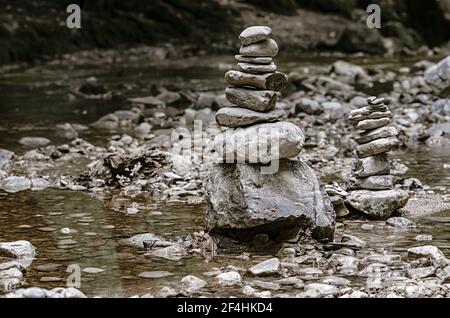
[0,53,449,297]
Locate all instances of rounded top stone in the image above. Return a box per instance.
[239,26,272,45]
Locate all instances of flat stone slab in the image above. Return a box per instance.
[356,137,397,158]
[235,62,277,74]
[225,70,287,91]
[225,86,277,112]
[355,126,398,144]
[235,55,273,64]
[215,106,286,128]
[355,117,391,130]
[345,189,409,219]
[348,109,391,123]
[214,121,304,163]
[204,159,335,241]
[239,26,272,45]
[349,175,395,190]
[240,39,278,57]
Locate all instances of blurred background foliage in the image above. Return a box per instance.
[0,0,449,64]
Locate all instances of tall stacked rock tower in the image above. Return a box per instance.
[346,96,409,219]
[204,26,335,242]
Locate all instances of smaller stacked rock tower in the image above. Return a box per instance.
[346,96,409,219]
[204,26,335,243]
[216,26,288,131]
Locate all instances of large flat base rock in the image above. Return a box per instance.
[345,189,409,219]
[204,159,335,242]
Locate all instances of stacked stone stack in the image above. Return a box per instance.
[204,26,335,243]
[346,96,409,219]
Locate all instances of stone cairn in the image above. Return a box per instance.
[204,26,335,242]
[345,96,409,219]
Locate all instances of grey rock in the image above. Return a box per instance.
[204,159,335,241]
[355,117,391,130]
[346,189,409,219]
[0,241,36,259]
[91,113,119,130]
[225,86,277,112]
[239,26,272,45]
[304,283,339,297]
[181,275,206,293]
[348,108,390,123]
[236,62,277,74]
[235,55,273,64]
[321,275,351,286]
[216,271,242,286]
[424,56,450,91]
[82,267,104,274]
[407,245,448,263]
[121,233,173,249]
[145,245,187,261]
[31,178,51,191]
[415,234,433,241]
[129,96,164,107]
[362,253,401,265]
[328,254,359,275]
[225,70,287,91]
[356,138,397,158]
[0,176,31,193]
[0,148,14,171]
[23,287,46,298]
[355,126,398,144]
[431,98,450,117]
[215,106,286,128]
[353,154,390,177]
[349,175,395,190]
[137,271,174,279]
[214,122,304,163]
[407,266,436,279]
[248,258,280,276]
[331,60,368,79]
[386,217,417,228]
[240,39,278,57]
[295,98,322,115]
[18,137,50,147]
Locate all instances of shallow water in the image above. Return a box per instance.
[0,53,449,296]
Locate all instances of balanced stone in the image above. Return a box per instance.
[345,189,409,219]
[367,96,386,106]
[236,62,277,74]
[204,159,335,241]
[239,26,272,45]
[215,106,286,128]
[356,117,391,130]
[355,126,398,144]
[225,70,287,91]
[349,175,395,190]
[356,137,397,158]
[349,105,389,118]
[240,39,278,57]
[353,154,390,177]
[225,86,277,111]
[348,110,391,123]
[214,122,304,163]
[235,55,273,64]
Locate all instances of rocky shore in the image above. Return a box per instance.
[1,48,449,297]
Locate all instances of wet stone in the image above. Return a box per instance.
[34,263,63,272]
[137,271,174,279]
[386,217,417,228]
